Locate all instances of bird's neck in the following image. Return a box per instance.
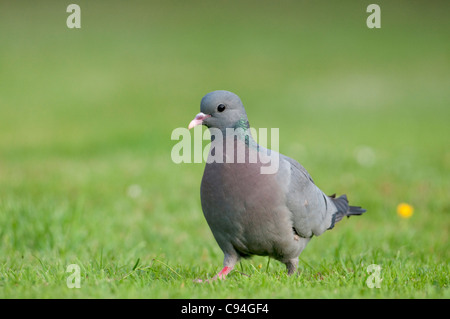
[211,117,257,148]
[207,121,264,165]
[233,118,250,131]
[230,119,258,150]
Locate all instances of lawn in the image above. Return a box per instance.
[0,1,448,299]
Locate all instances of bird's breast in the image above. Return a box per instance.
[200,160,283,219]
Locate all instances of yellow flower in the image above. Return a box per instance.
[397,203,414,218]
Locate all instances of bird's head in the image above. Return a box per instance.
[188,90,249,132]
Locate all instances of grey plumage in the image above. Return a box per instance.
[189,90,366,279]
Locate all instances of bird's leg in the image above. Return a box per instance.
[214,266,234,280]
[194,253,238,283]
[193,265,234,283]
[285,258,299,276]
[214,252,238,280]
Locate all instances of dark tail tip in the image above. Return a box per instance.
[328,194,366,229]
[348,205,367,216]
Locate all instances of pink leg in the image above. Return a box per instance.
[194,266,234,283]
[217,266,233,279]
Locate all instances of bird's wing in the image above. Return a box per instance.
[278,154,337,238]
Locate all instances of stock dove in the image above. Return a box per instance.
[188,90,366,281]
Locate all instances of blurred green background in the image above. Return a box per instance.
[0,1,448,298]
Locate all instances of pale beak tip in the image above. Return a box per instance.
[188,112,210,130]
[188,120,197,130]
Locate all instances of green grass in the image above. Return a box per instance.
[0,0,449,298]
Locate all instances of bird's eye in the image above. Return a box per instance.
[217,104,226,112]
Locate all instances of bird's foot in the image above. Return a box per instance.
[194,266,233,283]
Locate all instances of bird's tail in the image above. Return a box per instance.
[328,194,366,229]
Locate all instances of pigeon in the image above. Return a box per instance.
[188,90,366,281]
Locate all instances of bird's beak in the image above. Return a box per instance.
[188,112,211,129]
